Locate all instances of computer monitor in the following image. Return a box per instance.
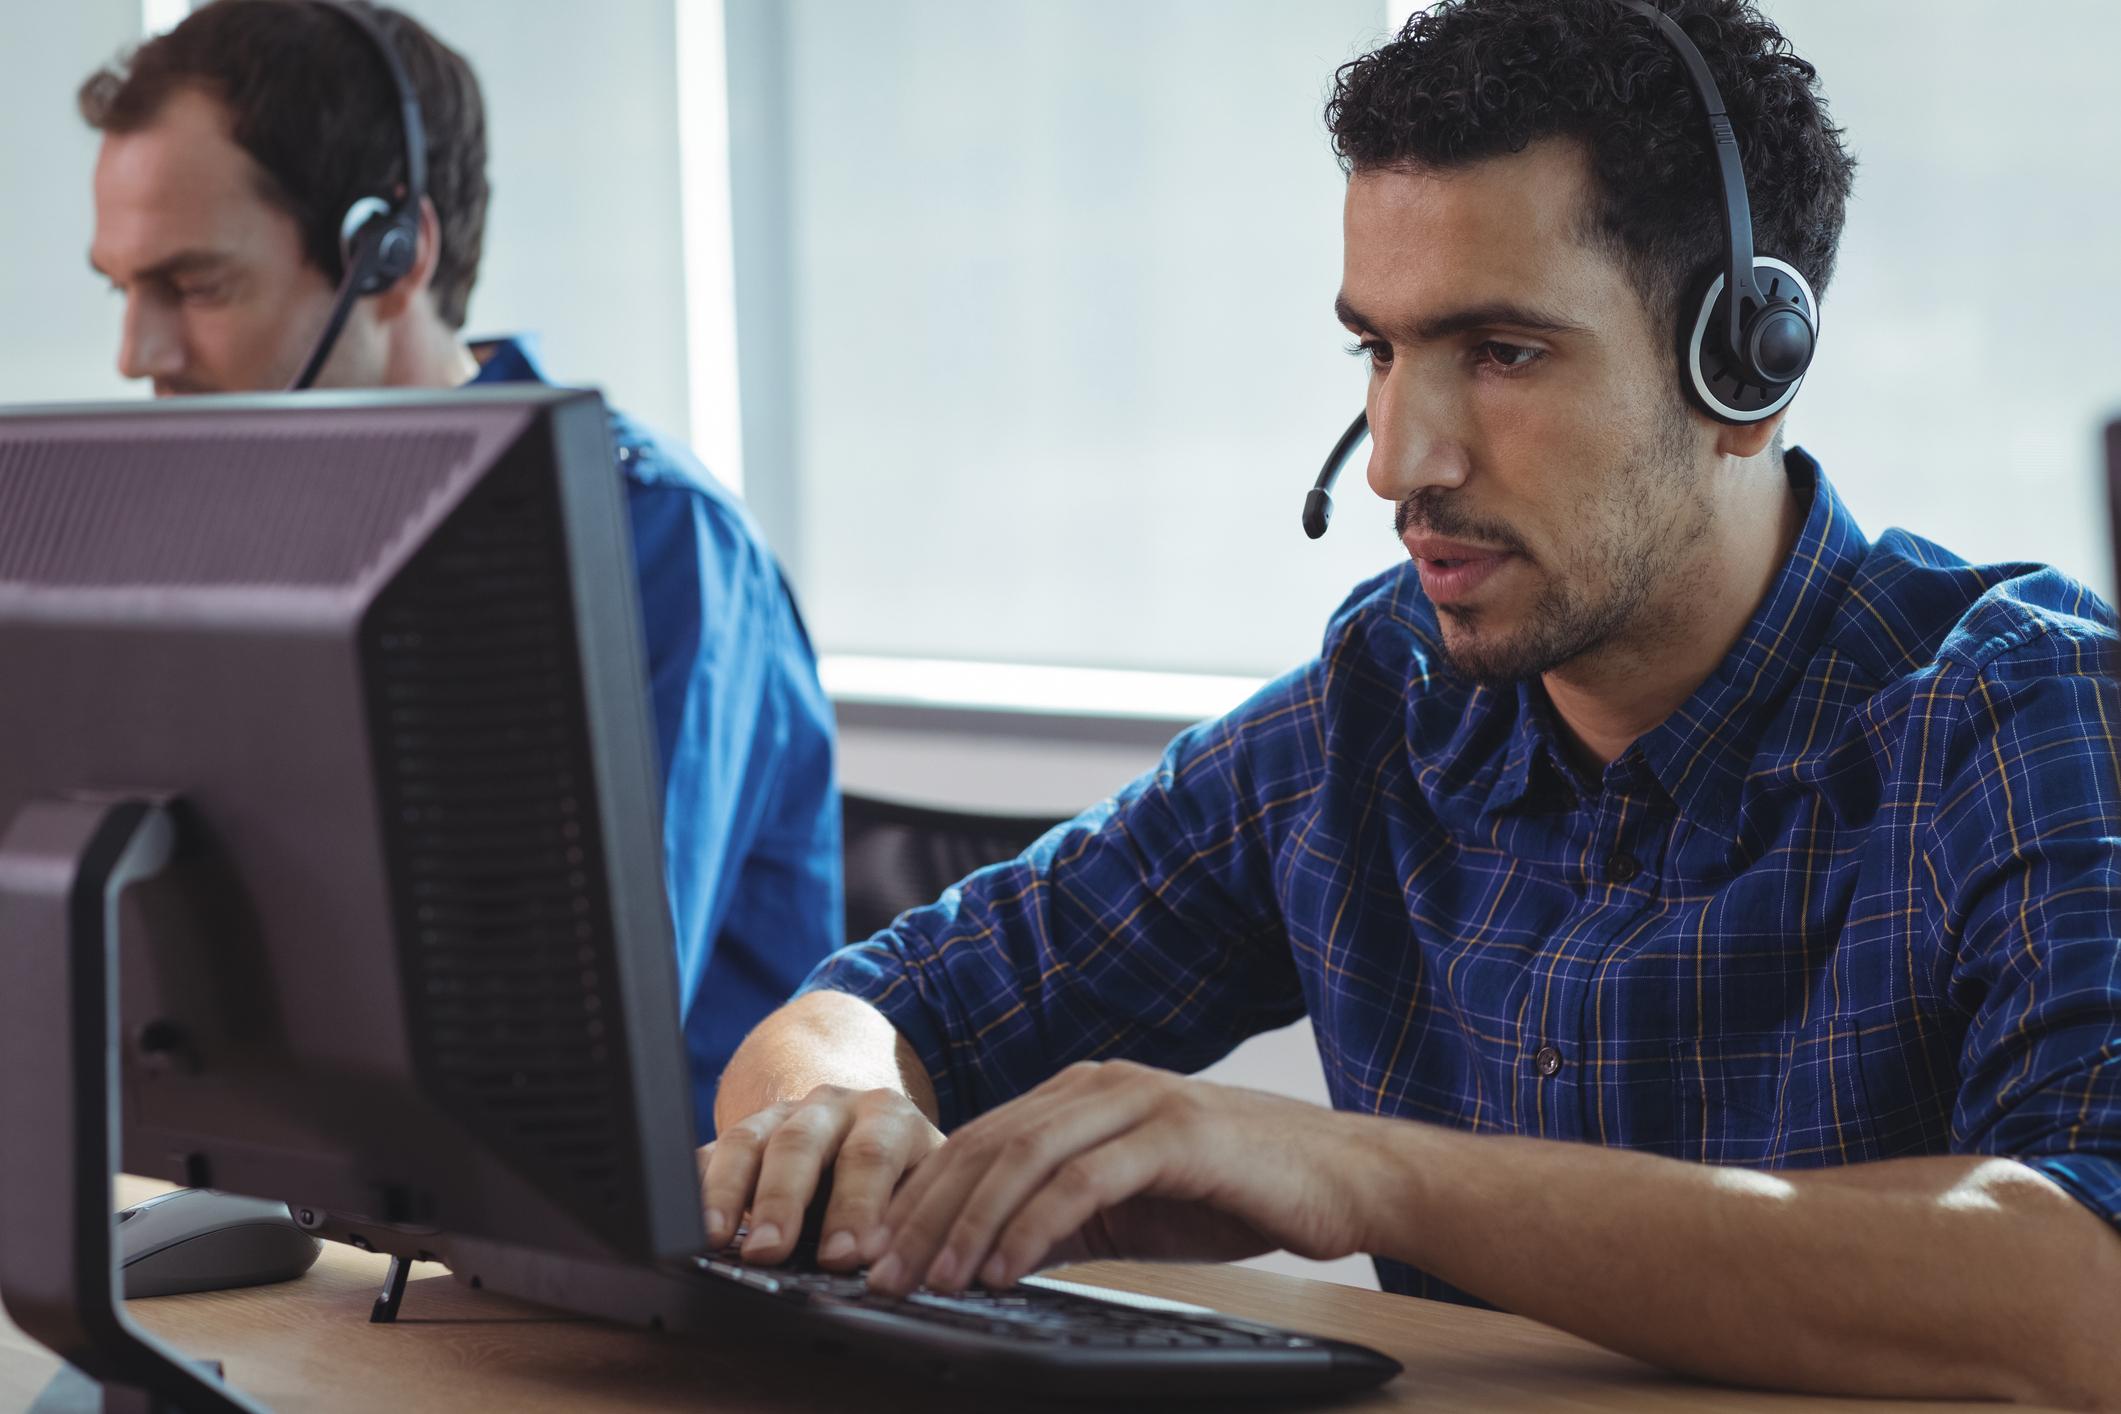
[0,389,702,1409]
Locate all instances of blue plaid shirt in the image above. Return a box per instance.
[805,450,2121,1303]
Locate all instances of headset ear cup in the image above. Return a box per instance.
[369,218,418,287]
[337,196,416,296]
[1678,256,1820,425]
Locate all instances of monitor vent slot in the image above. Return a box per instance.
[363,457,635,1221]
[0,430,475,587]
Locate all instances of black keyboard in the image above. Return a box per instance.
[699,1254,1322,1349]
[684,1244,1403,1399]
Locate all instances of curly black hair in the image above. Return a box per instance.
[1326,0,1855,330]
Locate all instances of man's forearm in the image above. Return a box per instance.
[712,989,938,1134]
[1355,1121,2121,1409]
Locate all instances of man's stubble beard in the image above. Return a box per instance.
[1401,399,1709,687]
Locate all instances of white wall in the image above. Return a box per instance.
[1,0,144,405]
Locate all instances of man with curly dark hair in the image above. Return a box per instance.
[702,2,2121,1402]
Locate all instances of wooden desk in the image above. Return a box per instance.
[0,1179,2035,1413]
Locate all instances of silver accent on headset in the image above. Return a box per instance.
[338,195,392,254]
[1686,256,1819,424]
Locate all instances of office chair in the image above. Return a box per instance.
[840,792,1072,941]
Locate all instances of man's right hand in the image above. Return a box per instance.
[700,1084,945,1271]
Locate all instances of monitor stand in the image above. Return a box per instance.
[0,797,265,1414]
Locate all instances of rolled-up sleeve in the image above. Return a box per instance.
[1936,646,2121,1235]
[800,669,1322,1131]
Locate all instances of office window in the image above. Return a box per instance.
[728,0,1400,682]
[1763,0,2121,603]
[726,0,2121,688]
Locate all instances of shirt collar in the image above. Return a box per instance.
[466,334,549,386]
[1481,448,1868,828]
[1483,682,1584,814]
[1633,447,1868,834]
[461,334,661,479]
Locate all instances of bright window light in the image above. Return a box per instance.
[821,655,1262,724]
[674,0,745,494]
[142,0,189,36]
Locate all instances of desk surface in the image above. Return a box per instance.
[0,1178,2030,1413]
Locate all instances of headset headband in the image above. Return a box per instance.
[286,1,430,390]
[312,0,427,225]
[1613,0,1756,368]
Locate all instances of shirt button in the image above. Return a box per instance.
[1534,1045,1563,1078]
[1606,851,1640,884]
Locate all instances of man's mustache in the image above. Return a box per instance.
[1393,490,1529,557]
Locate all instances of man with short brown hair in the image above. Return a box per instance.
[82,0,842,1141]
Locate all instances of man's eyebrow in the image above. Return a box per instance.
[1334,293,1584,341]
[89,249,234,285]
[1414,301,1584,341]
[1333,293,1375,331]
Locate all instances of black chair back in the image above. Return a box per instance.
[841,792,1070,943]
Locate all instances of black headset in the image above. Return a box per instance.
[1302,0,1820,539]
[287,0,429,391]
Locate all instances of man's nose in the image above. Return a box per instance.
[1365,364,1470,504]
[116,294,184,386]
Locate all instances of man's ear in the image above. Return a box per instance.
[1713,408,1789,460]
[371,196,442,321]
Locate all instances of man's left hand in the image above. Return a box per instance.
[860,1059,1382,1296]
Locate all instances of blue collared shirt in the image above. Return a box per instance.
[804,450,2121,1303]
[472,337,840,1141]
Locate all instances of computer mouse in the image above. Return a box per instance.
[118,1187,323,1298]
